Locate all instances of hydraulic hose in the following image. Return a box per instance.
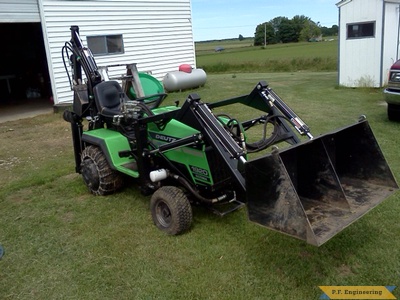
[170,173,229,204]
[245,115,279,152]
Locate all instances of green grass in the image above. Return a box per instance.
[195,38,255,53]
[196,39,338,73]
[1,72,399,299]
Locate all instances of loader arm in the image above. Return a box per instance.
[209,81,312,136]
[209,81,310,147]
[174,94,247,196]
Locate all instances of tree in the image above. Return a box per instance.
[299,20,321,41]
[238,34,244,41]
[277,18,297,43]
[292,15,311,42]
[254,15,330,45]
[321,25,338,36]
[255,17,298,44]
[254,22,277,46]
[269,16,287,33]
[332,25,338,35]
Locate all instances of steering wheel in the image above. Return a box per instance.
[135,93,168,109]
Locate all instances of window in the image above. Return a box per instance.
[347,22,375,39]
[87,34,124,56]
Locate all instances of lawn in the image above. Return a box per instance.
[195,38,255,54]
[0,72,399,299]
[196,39,338,73]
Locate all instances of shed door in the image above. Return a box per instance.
[0,0,52,113]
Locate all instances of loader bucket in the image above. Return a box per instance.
[245,120,398,246]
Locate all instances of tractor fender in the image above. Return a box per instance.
[82,129,131,171]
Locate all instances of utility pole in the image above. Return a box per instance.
[264,23,266,47]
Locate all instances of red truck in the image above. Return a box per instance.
[384,60,400,121]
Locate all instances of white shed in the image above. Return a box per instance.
[0,0,195,106]
[336,0,400,87]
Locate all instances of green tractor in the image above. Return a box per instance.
[63,26,398,246]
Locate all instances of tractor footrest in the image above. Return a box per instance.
[210,200,245,217]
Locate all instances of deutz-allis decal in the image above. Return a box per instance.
[189,165,211,183]
[149,132,177,143]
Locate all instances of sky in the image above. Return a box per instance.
[191,0,339,41]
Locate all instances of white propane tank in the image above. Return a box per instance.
[149,169,169,182]
[163,69,207,92]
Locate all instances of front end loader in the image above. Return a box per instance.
[62,26,398,246]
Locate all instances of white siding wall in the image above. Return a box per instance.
[39,0,195,104]
[0,0,40,22]
[338,0,383,87]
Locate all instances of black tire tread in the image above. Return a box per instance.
[150,186,193,235]
[81,145,123,195]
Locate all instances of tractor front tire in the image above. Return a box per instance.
[150,186,193,235]
[80,145,123,195]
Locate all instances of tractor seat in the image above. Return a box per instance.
[93,81,126,117]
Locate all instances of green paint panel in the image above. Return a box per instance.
[83,129,139,178]
[148,119,213,185]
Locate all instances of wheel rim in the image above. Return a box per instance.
[155,201,172,228]
[81,158,100,190]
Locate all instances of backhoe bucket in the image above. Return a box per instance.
[246,120,398,246]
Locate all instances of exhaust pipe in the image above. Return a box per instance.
[245,120,398,246]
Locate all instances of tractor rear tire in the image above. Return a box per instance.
[150,186,193,235]
[80,145,123,195]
